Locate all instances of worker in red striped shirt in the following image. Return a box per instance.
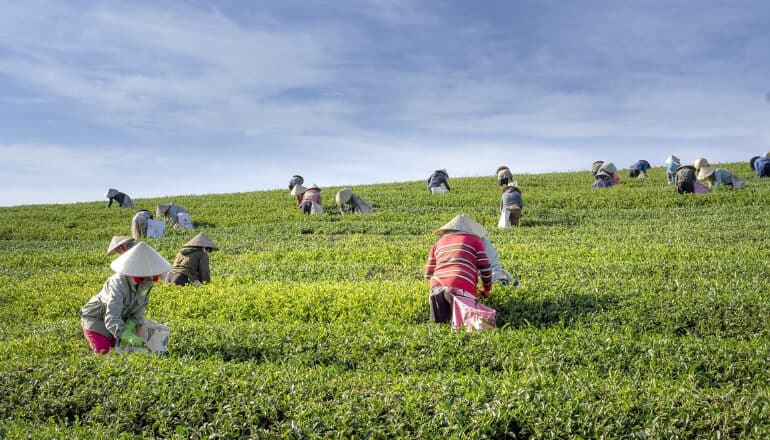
[426,214,493,323]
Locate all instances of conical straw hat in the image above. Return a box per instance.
[599,162,616,174]
[290,184,307,196]
[308,183,320,190]
[434,214,487,238]
[665,155,680,164]
[105,188,118,198]
[697,166,715,180]
[110,242,171,277]
[764,151,770,159]
[106,236,135,256]
[496,165,510,174]
[183,233,219,250]
[694,157,709,171]
[335,188,353,206]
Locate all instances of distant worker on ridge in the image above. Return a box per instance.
[427,169,451,194]
[628,160,651,178]
[665,155,680,184]
[165,233,219,286]
[335,188,373,214]
[105,188,133,208]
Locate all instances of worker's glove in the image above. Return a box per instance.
[121,330,143,347]
[480,286,491,299]
[125,320,137,333]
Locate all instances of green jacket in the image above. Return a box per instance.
[169,247,210,283]
[80,274,151,339]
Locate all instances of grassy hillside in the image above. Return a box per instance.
[2,162,770,438]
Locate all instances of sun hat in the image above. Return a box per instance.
[665,155,680,164]
[693,157,709,171]
[750,156,761,170]
[308,183,320,190]
[105,188,118,199]
[183,233,219,250]
[110,242,171,277]
[335,188,353,206]
[675,164,696,173]
[764,151,770,159]
[434,214,487,238]
[599,162,616,174]
[290,184,307,196]
[697,166,715,180]
[435,169,448,176]
[106,236,136,256]
[496,165,510,174]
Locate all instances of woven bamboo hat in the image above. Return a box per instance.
[110,242,171,277]
[764,151,770,159]
[694,157,709,171]
[697,166,715,180]
[105,188,118,199]
[335,188,353,206]
[308,183,320,190]
[599,162,617,174]
[290,184,307,196]
[750,156,761,170]
[183,233,219,250]
[496,165,510,174]
[665,155,680,164]
[106,236,136,256]
[434,214,487,238]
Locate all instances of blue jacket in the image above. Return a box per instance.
[500,188,523,211]
[427,171,450,191]
[754,156,770,177]
[592,177,613,189]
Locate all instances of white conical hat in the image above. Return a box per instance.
[599,162,616,174]
[697,166,715,180]
[665,155,680,164]
[183,233,219,250]
[434,214,487,237]
[106,236,135,256]
[335,188,353,206]
[694,157,709,171]
[110,242,171,277]
[290,184,307,196]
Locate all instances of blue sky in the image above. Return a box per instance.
[1,0,768,206]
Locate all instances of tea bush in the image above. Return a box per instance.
[2,162,770,438]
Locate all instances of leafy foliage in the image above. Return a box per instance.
[2,163,770,438]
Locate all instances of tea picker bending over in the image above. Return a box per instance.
[665,155,680,184]
[336,188,373,214]
[157,203,193,229]
[165,233,219,286]
[426,214,492,323]
[750,155,770,178]
[105,188,133,208]
[427,169,451,194]
[499,181,523,227]
[300,184,324,214]
[628,160,651,178]
[288,174,304,190]
[80,242,171,354]
[131,209,154,239]
[697,166,744,189]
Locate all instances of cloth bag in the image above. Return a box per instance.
[310,202,324,214]
[452,296,496,332]
[497,210,510,228]
[693,182,711,194]
[176,212,194,229]
[146,219,165,238]
[430,187,448,194]
[115,318,170,356]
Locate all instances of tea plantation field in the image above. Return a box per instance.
[2,163,770,438]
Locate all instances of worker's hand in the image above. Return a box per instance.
[480,286,491,299]
[125,320,136,333]
[121,330,143,347]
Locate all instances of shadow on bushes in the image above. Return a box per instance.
[492,291,622,329]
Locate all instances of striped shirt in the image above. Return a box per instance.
[426,232,492,296]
